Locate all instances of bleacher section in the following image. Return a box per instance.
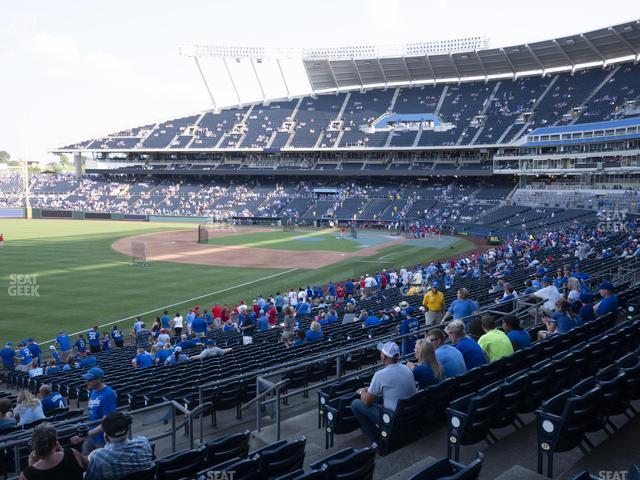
[58,60,640,152]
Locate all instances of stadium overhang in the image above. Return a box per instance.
[181,20,640,94]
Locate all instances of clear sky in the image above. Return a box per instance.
[0,1,636,163]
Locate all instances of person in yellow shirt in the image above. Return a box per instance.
[422,283,445,325]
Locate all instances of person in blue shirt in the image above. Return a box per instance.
[111,325,124,348]
[296,301,310,316]
[55,331,72,353]
[1,343,15,371]
[327,282,337,301]
[101,333,111,351]
[80,354,97,368]
[595,282,618,317]
[344,279,355,297]
[26,338,42,366]
[74,334,87,355]
[426,328,467,378]
[305,321,323,342]
[502,316,532,351]
[445,320,488,370]
[87,326,101,353]
[578,292,596,324]
[161,310,171,329]
[191,315,208,337]
[71,367,117,454]
[45,359,62,375]
[38,384,67,414]
[153,342,173,365]
[257,311,270,331]
[177,333,201,350]
[399,313,421,356]
[441,288,478,326]
[48,345,61,363]
[324,309,338,325]
[538,298,578,339]
[291,330,307,347]
[132,348,154,369]
[363,311,380,329]
[274,293,284,313]
[407,338,444,389]
[16,342,33,372]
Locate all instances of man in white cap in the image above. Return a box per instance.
[350,341,416,444]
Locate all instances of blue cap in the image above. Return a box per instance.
[536,267,546,275]
[206,339,215,346]
[27,338,33,342]
[82,367,105,381]
[598,281,614,291]
[541,276,553,283]
[431,282,439,288]
[6,342,12,347]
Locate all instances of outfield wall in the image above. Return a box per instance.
[0,208,25,218]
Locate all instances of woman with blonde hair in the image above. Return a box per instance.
[406,338,443,389]
[14,390,46,427]
[567,277,581,303]
[305,320,323,342]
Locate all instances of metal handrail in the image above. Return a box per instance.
[0,399,201,478]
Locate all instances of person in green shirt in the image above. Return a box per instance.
[477,315,514,363]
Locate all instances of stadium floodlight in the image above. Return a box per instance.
[179,37,490,61]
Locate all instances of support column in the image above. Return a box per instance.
[223,58,242,107]
[73,152,83,178]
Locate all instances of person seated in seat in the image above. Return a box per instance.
[0,398,16,430]
[444,320,487,370]
[38,385,67,415]
[305,321,323,342]
[425,328,467,378]
[291,330,307,347]
[351,342,416,443]
[501,316,532,351]
[406,339,443,389]
[537,298,578,340]
[86,412,153,480]
[14,390,46,427]
[578,292,595,324]
[165,346,189,366]
[478,315,514,362]
[594,281,618,317]
[131,348,153,369]
[19,423,87,480]
[190,339,232,360]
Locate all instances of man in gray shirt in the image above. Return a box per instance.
[190,339,232,360]
[351,341,416,443]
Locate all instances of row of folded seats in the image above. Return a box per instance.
[117,433,377,480]
[319,311,625,455]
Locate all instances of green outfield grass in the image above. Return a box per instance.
[0,219,474,344]
[207,229,361,252]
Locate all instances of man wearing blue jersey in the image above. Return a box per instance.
[74,334,87,355]
[38,384,67,414]
[88,326,101,353]
[111,325,124,348]
[56,330,72,354]
[71,367,117,455]
[161,310,171,329]
[26,338,42,366]
[16,342,33,372]
[0,342,15,375]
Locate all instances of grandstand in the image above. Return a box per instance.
[2,17,640,480]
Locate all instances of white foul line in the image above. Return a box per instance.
[40,267,299,346]
[378,252,396,259]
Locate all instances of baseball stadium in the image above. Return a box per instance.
[1,5,640,480]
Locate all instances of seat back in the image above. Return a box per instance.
[115,465,156,480]
[155,448,205,480]
[255,437,307,479]
[204,429,251,468]
[322,447,376,480]
[197,457,260,480]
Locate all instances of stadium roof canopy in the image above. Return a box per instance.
[182,20,640,93]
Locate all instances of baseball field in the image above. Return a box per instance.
[0,219,479,345]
